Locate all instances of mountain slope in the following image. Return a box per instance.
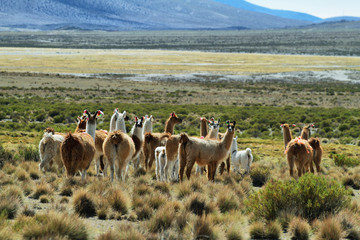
[0,0,309,30]
[213,0,322,22]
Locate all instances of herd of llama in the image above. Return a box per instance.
[39,109,322,182]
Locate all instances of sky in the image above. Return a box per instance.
[246,0,360,19]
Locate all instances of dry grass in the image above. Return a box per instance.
[0,48,359,76]
[316,217,344,240]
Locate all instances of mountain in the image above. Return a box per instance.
[0,0,309,31]
[322,16,360,22]
[213,0,322,22]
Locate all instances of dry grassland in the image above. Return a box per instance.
[0,48,360,75]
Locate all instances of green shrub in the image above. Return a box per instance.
[331,153,360,167]
[245,174,351,221]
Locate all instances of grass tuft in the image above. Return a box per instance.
[73,190,97,218]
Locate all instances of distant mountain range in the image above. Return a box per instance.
[0,0,359,31]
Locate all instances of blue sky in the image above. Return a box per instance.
[246,0,360,18]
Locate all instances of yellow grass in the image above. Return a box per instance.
[0,48,359,75]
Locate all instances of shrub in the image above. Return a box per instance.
[148,204,175,233]
[31,182,52,199]
[106,188,129,215]
[154,181,170,195]
[250,167,270,187]
[316,217,343,240]
[0,145,14,169]
[39,195,50,203]
[135,204,153,221]
[331,153,360,167]
[73,190,97,218]
[249,221,281,240]
[216,189,239,213]
[22,211,88,240]
[193,215,216,240]
[98,224,145,240]
[288,217,310,240]
[246,174,351,221]
[187,193,211,216]
[59,186,73,197]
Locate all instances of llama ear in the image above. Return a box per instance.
[232,121,236,126]
[200,117,203,121]
[150,115,154,121]
[113,108,118,113]
[226,120,230,125]
[96,110,104,118]
[122,111,127,117]
[292,124,296,127]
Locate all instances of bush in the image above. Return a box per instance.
[216,189,239,213]
[250,167,270,187]
[193,215,217,240]
[106,188,129,215]
[246,174,351,221]
[316,217,343,240]
[148,204,175,233]
[73,190,97,218]
[249,221,281,240]
[22,211,88,240]
[331,153,360,167]
[288,217,310,240]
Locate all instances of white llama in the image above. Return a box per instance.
[230,137,253,174]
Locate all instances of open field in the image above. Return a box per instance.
[0,28,360,56]
[0,42,360,239]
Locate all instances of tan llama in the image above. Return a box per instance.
[285,137,314,178]
[60,110,101,181]
[103,117,144,182]
[143,112,182,170]
[178,121,236,181]
[308,137,323,173]
[281,124,293,150]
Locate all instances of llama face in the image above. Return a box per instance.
[170,112,182,124]
[226,121,236,132]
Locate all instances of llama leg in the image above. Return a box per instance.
[95,157,100,176]
[185,158,196,180]
[219,162,225,175]
[173,158,179,181]
[155,155,160,181]
[226,156,231,174]
[287,155,295,177]
[164,160,170,182]
[144,146,149,170]
[295,161,303,178]
[207,164,212,180]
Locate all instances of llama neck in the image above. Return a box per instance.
[165,119,176,134]
[116,118,126,133]
[208,127,219,139]
[109,113,117,132]
[221,129,235,151]
[283,127,292,149]
[86,121,96,141]
[300,127,310,140]
[230,139,238,154]
[143,120,152,135]
[200,121,208,137]
[131,126,144,157]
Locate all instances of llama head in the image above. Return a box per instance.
[83,110,103,125]
[44,127,55,135]
[169,112,182,124]
[200,117,208,124]
[76,115,87,130]
[134,116,144,128]
[226,120,236,132]
[308,137,320,149]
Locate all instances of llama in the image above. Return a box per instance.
[60,110,101,181]
[300,124,311,140]
[281,124,294,150]
[39,116,87,172]
[285,137,314,178]
[230,137,253,174]
[199,117,209,138]
[143,115,154,134]
[155,146,166,181]
[178,121,236,181]
[97,109,128,176]
[103,117,144,182]
[39,132,65,171]
[143,112,182,170]
[308,137,323,173]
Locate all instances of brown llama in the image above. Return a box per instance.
[200,117,209,138]
[103,117,144,181]
[300,124,311,140]
[281,124,293,150]
[60,110,101,181]
[308,137,323,173]
[178,121,236,182]
[39,116,88,172]
[143,112,182,170]
[285,137,314,178]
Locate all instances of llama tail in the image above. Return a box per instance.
[109,131,123,145]
[61,132,83,177]
[179,133,190,144]
[144,132,154,144]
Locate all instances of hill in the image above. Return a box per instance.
[0,0,308,31]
